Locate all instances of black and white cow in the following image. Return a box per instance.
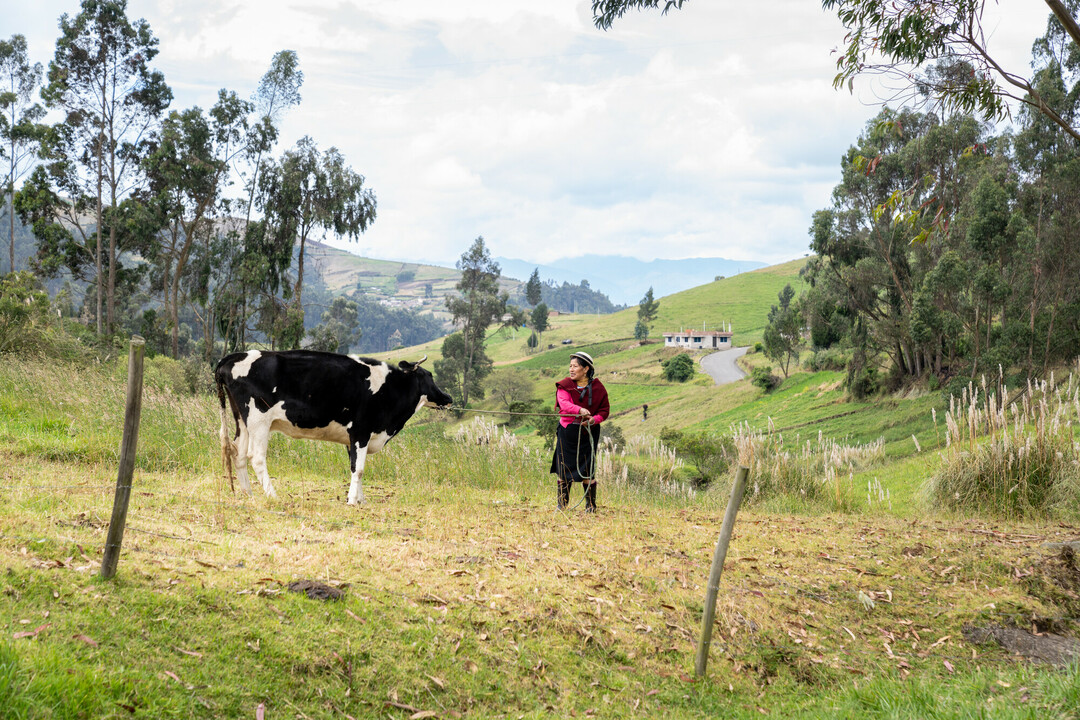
[215,350,453,504]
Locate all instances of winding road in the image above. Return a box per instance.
[700,346,749,385]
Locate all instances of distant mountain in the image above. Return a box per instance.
[495,255,768,306]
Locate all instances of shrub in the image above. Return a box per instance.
[926,375,1080,519]
[731,422,883,511]
[661,352,695,382]
[0,271,50,354]
[753,342,764,354]
[806,348,847,372]
[657,426,733,488]
[751,366,779,391]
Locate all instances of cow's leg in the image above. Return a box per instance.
[248,418,278,499]
[347,440,369,505]
[234,419,252,496]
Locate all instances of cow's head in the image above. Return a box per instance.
[399,356,454,408]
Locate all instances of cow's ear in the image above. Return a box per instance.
[398,355,427,373]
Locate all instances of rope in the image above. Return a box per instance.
[445,405,600,511]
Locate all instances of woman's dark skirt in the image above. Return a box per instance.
[550,422,601,484]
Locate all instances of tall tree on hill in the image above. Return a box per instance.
[256,135,376,347]
[762,284,803,378]
[39,0,172,333]
[525,267,542,306]
[436,236,507,406]
[0,35,46,276]
[530,302,549,347]
[635,286,659,340]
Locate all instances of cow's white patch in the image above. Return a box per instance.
[245,397,288,498]
[347,441,368,505]
[415,394,429,414]
[365,361,390,394]
[272,387,277,394]
[231,350,262,379]
[367,430,393,454]
[272,418,350,445]
[345,421,353,429]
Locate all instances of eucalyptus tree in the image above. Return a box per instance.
[525,267,542,306]
[824,0,1080,142]
[436,236,507,406]
[0,35,45,275]
[762,284,803,378]
[256,135,376,346]
[141,91,251,358]
[39,0,171,333]
[240,50,303,239]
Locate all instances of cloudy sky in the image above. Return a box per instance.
[10,1,1050,269]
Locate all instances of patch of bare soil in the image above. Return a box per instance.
[1027,544,1080,619]
[966,543,1080,665]
[287,579,344,601]
[962,625,1080,665]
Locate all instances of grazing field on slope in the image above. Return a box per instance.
[3,357,1080,719]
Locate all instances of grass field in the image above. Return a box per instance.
[3,349,1080,718]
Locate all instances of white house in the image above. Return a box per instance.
[663,329,734,350]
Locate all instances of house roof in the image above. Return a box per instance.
[663,330,733,337]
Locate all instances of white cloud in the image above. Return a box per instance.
[12,0,1053,269]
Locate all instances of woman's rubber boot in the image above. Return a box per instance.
[557,480,570,510]
[584,483,597,513]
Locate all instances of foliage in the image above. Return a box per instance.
[592,0,688,30]
[636,286,659,339]
[38,0,172,333]
[307,296,361,353]
[824,0,1080,142]
[257,135,377,340]
[529,301,549,344]
[525,267,542,306]
[927,374,1080,518]
[806,348,849,372]
[536,277,620,315]
[661,352,695,382]
[751,365,780,392]
[762,283,802,378]
[0,33,46,276]
[442,237,506,406]
[656,425,732,487]
[0,270,49,352]
[488,368,534,410]
[526,330,538,349]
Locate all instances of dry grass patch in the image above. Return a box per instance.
[3,445,1079,717]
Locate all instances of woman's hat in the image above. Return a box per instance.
[570,351,595,369]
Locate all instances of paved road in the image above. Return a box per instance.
[700,346,749,385]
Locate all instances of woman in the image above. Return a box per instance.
[550,351,610,512]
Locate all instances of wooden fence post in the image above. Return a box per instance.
[100,336,146,580]
[695,464,749,678]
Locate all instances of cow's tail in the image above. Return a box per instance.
[215,369,236,492]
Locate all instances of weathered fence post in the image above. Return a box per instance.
[100,336,146,580]
[695,464,749,677]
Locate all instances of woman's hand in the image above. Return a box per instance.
[579,408,591,421]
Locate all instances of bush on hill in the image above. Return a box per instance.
[751,366,779,391]
[661,353,695,382]
[927,377,1080,519]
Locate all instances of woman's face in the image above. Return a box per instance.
[568,358,588,383]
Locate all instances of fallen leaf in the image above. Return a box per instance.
[344,608,365,623]
[164,671,181,683]
[13,623,50,639]
[256,702,265,720]
[425,674,445,689]
[646,689,660,697]
[410,712,439,719]
[943,660,955,674]
[74,634,98,647]
[175,647,203,658]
